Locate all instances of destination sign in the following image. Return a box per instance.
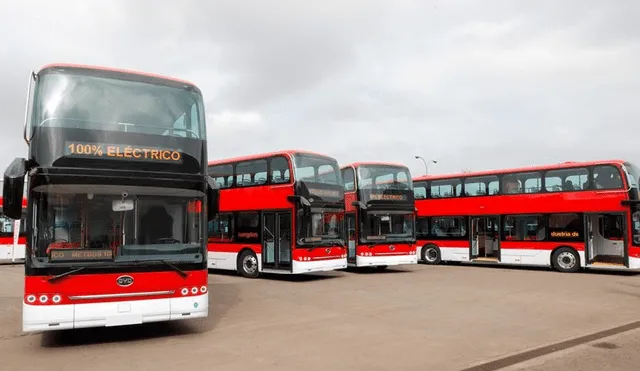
[308,188,342,198]
[49,248,113,262]
[369,194,408,201]
[65,141,182,163]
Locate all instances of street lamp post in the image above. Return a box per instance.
[414,156,437,175]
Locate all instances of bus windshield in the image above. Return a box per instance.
[32,70,205,139]
[298,208,344,245]
[362,211,414,242]
[292,154,341,186]
[357,165,412,191]
[30,185,205,267]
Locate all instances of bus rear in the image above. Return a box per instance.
[3,63,219,332]
[207,150,347,278]
[341,162,417,268]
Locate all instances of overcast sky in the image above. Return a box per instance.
[1,0,638,178]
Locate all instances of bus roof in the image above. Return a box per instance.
[414,159,628,182]
[341,161,409,170]
[207,149,337,166]
[37,63,198,89]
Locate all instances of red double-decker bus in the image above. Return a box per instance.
[3,63,219,332]
[341,162,417,269]
[0,196,27,263]
[413,160,640,272]
[207,150,347,278]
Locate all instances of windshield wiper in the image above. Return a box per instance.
[161,260,188,278]
[140,260,188,278]
[48,267,87,282]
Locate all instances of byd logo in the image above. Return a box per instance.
[116,275,134,287]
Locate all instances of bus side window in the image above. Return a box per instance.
[270,156,290,184]
[208,213,234,242]
[416,217,429,238]
[413,181,427,199]
[342,168,356,192]
[593,165,623,190]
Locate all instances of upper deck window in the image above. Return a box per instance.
[430,179,461,198]
[236,160,268,187]
[464,175,499,197]
[413,181,427,199]
[32,70,205,140]
[270,156,291,184]
[593,165,623,190]
[209,164,234,188]
[502,172,542,194]
[545,168,589,192]
[623,162,640,189]
[342,167,356,192]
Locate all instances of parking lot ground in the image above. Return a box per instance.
[500,326,640,371]
[1,262,640,371]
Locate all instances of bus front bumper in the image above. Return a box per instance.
[22,293,208,332]
[292,257,347,274]
[355,254,418,267]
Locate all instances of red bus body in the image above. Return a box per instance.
[341,162,418,268]
[5,63,214,332]
[207,150,347,278]
[413,160,640,272]
[0,197,27,263]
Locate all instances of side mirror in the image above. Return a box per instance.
[351,201,368,210]
[206,177,219,221]
[287,195,311,207]
[3,158,27,220]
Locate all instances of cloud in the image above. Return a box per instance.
[208,111,265,132]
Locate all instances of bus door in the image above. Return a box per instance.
[262,211,292,271]
[346,213,357,264]
[470,216,500,261]
[585,213,627,267]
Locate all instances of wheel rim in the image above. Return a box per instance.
[557,251,576,270]
[425,247,438,262]
[243,255,258,274]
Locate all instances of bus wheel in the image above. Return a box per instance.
[551,247,580,273]
[238,250,259,278]
[421,244,441,265]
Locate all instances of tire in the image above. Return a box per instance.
[421,244,441,265]
[237,250,260,278]
[551,247,580,273]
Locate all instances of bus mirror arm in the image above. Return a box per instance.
[3,157,27,220]
[287,195,312,208]
[351,201,368,210]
